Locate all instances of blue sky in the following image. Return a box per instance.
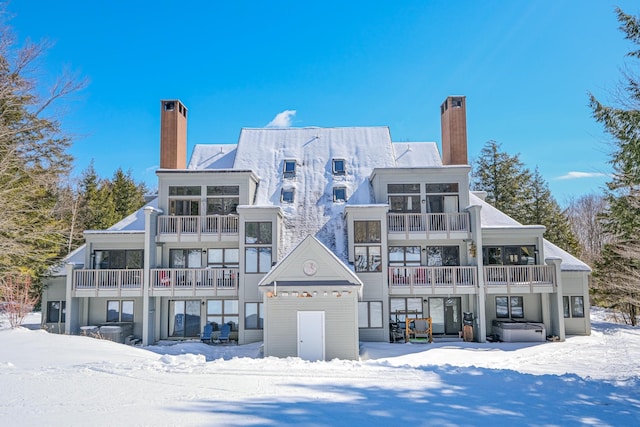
[7,1,639,204]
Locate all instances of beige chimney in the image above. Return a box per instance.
[160,100,187,169]
[440,96,468,165]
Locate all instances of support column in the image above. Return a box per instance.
[466,204,486,342]
[143,206,161,345]
[64,263,79,335]
[546,257,565,341]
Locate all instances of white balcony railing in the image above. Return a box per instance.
[387,212,470,235]
[157,215,239,237]
[388,266,477,292]
[484,265,555,288]
[73,269,143,291]
[150,268,239,294]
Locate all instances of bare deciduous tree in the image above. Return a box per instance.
[565,193,612,266]
[0,273,39,328]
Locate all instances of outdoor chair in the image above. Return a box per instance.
[200,323,213,344]
[216,323,231,344]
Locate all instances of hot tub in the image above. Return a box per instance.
[492,320,546,342]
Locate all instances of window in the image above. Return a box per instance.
[245,302,264,329]
[563,296,585,318]
[245,222,272,244]
[169,186,201,216]
[245,222,272,273]
[424,183,459,214]
[281,188,295,203]
[388,246,421,266]
[426,246,460,266]
[483,246,536,265]
[388,183,420,213]
[207,299,239,331]
[354,221,381,243]
[169,300,201,338]
[46,301,66,323]
[333,187,347,202]
[164,101,175,111]
[94,250,143,269]
[495,296,524,319]
[390,297,423,322]
[333,159,346,175]
[354,220,381,272]
[207,248,239,268]
[283,160,296,178]
[358,301,383,328]
[206,186,239,215]
[355,246,381,272]
[170,249,202,268]
[107,300,134,322]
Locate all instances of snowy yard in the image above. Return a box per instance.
[1,310,639,427]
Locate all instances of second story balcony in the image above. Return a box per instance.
[73,269,143,297]
[483,265,556,294]
[388,266,477,295]
[150,268,239,297]
[387,212,470,239]
[157,215,239,242]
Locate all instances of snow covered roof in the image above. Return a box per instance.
[187,144,237,169]
[107,197,159,232]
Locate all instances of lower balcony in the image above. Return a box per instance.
[150,268,239,297]
[387,212,471,239]
[484,265,556,294]
[388,266,477,295]
[73,269,143,297]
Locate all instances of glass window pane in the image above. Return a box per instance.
[245,248,258,273]
[224,300,239,314]
[354,246,367,272]
[107,301,120,322]
[368,221,381,243]
[390,298,406,315]
[259,222,272,244]
[571,296,584,318]
[496,296,509,318]
[406,247,421,265]
[126,250,143,269]
[358,302,369,327]
[188,249,202,268]
[369,246,381,272]
[510,296,524,318]
[370,302,383,328]
[121,301,134,322]
[208,249,223,264]
[226,249,239,264]
[245,223,258,244]
[407,297,422,313]
[354,222,367,243]
[170,249,186,268]
[427,247,443,266]
[442,247,460,266]
[563,296,570,318]
[258,248,272,273]
[47,301,60,323]
[245,303,258,329]
[207,300,222,314]
[389,247,404,264]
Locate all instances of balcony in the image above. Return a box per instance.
[157,215,239,242]
[483,265,556,294]
[388,266,477,295]
[73,269,143,297]
[150,268,239,297]
[387,212,470,239]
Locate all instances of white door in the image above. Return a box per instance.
[297,311,325,361]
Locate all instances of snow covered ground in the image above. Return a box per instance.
[1,310,638,426]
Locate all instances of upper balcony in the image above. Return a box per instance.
[388,266,477,295]
[157,215,239,242]
[483,265,556,294]
[387,212,471,240]
[71,268,239,298]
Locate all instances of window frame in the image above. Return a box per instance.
[207,248,239,268]
[333,186,347,202]
[106,300,134,323]
[283,160,296,178]
[387,183,421,213]
[358,301,383,328]
[388,246,421,267]
[245,221,273,274]
[244,302,264,330]
[281,188,295,203]
[46,300,66,323]
[93,249,143,269]
[483,246,537,265]
[207,299,239,331]
[426,246,460,267]
[495,296,524,319]
[332,159,346,175]
[563,296,585,318]
[206,185,239,215]
[169,249,203,268]
[389,297,424,323]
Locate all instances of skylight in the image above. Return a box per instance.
[333,187,347,203]
[333,159,346,175]
[281,188,295,203]
[283,160,296,178]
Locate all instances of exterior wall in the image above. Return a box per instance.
[42,277,67,333]
[85,297,144,337]
[561,270,591,335]
[263,290,359,360]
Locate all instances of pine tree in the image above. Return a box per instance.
[0,26,83,278]
[472,140,531,221]
[589,8,640,325]
[111,168,147,220]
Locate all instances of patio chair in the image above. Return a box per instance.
[216,323,231,344]
[200,323,213,344]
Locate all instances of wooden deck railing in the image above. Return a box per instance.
[388,266,476,291]
[387,212,470,235]
[483,265,555,288]
[73,269,143,290]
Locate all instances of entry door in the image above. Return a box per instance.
[428,297,461,335]
[297,311,325,361]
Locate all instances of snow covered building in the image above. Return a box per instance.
[42,97,591,360]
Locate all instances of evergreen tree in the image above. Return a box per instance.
[111,168,147,220]
[0,26,83,278]
[471,140,531,221]
[589,8,640,325]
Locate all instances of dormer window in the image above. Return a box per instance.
[332,159,346,175]
[283,160,296,178]
[281,188,295,203]
[333,187,347,203]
